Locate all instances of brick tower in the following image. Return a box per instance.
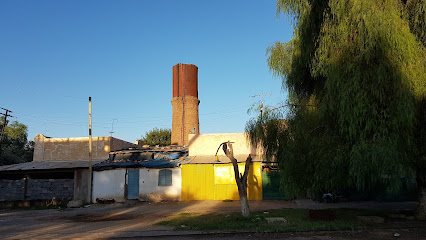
[171,63,200,146]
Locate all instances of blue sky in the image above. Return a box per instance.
[0,0,293,143]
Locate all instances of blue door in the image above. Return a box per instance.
[127,169,139,200]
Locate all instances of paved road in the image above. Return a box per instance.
[126,230,426,240]
[0,200,421,239]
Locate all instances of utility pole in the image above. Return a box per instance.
[0,107,13,155]
[88,97,92,204]
[250,94,272,118]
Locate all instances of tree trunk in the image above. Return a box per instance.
[221,141,252,217]
[416,187,426,220]
[240,195,250,217]
[235,170,250,217]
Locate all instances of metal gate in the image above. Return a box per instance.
[127,169,139,200]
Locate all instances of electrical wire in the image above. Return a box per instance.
[0,83,87,100]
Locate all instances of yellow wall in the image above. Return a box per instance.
[181,164,214,200]
[181,162,262,200]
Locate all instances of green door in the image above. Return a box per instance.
[262,172,289,200]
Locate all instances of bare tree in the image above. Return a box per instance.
[220,141,252,217]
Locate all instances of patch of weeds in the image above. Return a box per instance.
[156,208,384,232]
[158,213,267,231]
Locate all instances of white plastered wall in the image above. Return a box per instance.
[139,168,181,201]
[92,169,126,203]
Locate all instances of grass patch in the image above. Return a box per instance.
[157,208,387,232]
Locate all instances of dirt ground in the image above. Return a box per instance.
[0,200,424,240]
[0,200,299,239]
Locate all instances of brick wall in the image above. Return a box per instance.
[171,96,200,146]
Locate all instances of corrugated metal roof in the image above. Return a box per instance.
[93,151,190,171]
[184,155,262,164]
[0,160,103,172]
[111,146,188,154]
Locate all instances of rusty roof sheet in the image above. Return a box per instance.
[184,155,262,164]
[0,160,103,172]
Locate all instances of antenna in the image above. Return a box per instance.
[109,119,118,137]
[250,94,272,118]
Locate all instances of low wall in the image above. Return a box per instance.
[0,180,25,201]
[0,179,74,201]
[27,179,74,200]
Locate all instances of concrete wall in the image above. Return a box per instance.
[74,169,90,203]
[139,168,181,201]
[0,180,25,201]
[0,179,73,201]
[187,133,263,157]
[111,138,138,152]
[92,169,126,203]
[34,134,137,161]
[27,179,74,200]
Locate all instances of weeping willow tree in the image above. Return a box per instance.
[246,0,426,219]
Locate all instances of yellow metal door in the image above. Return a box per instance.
[181,164,214,200]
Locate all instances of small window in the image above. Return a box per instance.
[158,169,172,186]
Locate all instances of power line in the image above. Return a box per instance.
[13,104,250,125]
[269,103,317,111]
[0,83,86,100]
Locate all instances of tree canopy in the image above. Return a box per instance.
[247,0,425,216]
[140,128,172,146]
[0,118,34,165]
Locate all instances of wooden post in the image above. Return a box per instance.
[88,97,92,204]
